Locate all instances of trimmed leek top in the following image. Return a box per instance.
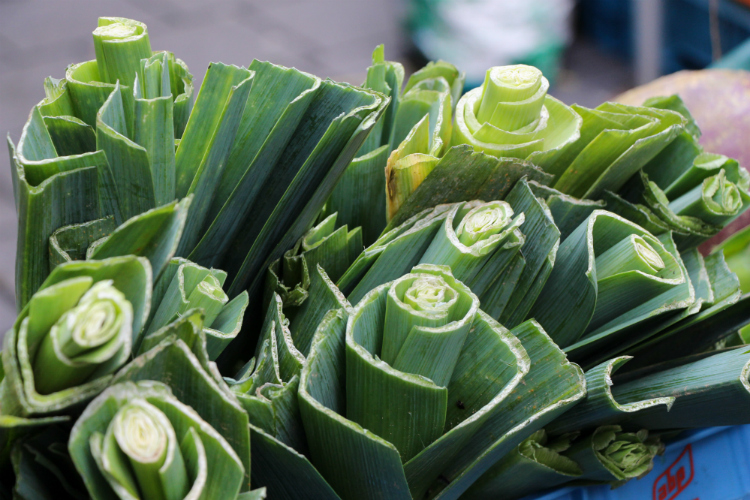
[69,381,245,500]
[32,280,132,395]
[104,400,191,499]
[92,17,151,87]
[564,425,662,482]
[617,146,750,248]
[0,256,151,417]
[346,265,485,460]
[451,64,581,161]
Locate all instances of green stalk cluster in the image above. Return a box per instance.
[326,47,464,242]
[6,13,750,500]
[266,212,362,310]
[599,96,750,249]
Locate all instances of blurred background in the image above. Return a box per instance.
[1,0,748,330]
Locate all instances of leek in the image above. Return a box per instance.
[530,210,690,350]
[563,426,662,484]
[145,258,249,360]
[112,310,252,491]
[0,256,151,416]
[451,65,581,165]
[431,319,585,500]
[323,46,404,244]
[341,178,557,324]
[383,145,552,231]
[475,430,582,499]
[226,277,348,499]
[10,17,192,310]
[293,265,532,499]
[68,381,244,499]
[621,252,744,369]
[265,212,362,311]
[602,97,749,249]
[384,66,457,220]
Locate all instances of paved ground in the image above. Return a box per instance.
[0,0,632,332]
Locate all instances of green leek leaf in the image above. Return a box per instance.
[324,46,404,244]
[608,347,750,428]
[9,106,118,310]
[547,357,674,435]
[547,102,686,199]
[473,430,581,499]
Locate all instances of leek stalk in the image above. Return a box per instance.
[0,256,151,416]
[69,381,244,499]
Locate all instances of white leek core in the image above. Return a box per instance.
[595,235,665,281]
[381,275,459,366]
[476,65,548,132]
[456,201,513,247]
[93,22,139,40]
[32,280,132,395]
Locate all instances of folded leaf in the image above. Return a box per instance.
[609,347,750,428]
[9,107,117,310]
[547,357,674,435]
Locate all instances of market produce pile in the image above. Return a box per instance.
[3,16,750,500]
